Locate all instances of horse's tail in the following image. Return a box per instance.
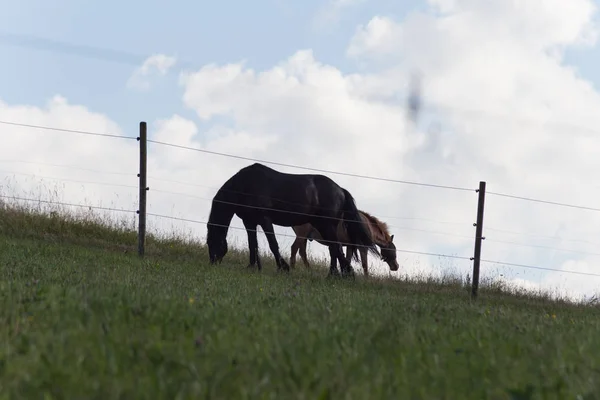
[341,188,380,262]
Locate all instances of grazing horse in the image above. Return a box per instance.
[289,210,399,277]
[206,163,380,278]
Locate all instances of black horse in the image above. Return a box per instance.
[206,163,380,278]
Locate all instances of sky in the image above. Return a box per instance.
[1,0,600,301]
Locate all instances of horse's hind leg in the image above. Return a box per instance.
[299,239,310,268]
[290,238,301,269]
[344,245,353,264]
[290,237,310,269]
[260,220,290,272]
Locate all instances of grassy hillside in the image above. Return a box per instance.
[1,197,600,399]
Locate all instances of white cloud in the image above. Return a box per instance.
[346,16,402,60]
[0,95,139,217]
[3,0,600,301]
[126,54,177,91]
[427,0,598,48]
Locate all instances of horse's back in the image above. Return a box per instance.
[234,163,310,185]
[221,163,316,208]
[233,163,335,196]
[238,163,341,189]
[224,163,346,218]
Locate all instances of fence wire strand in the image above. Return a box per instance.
[0,194,137,214]
[146,212,600,278]
[150,187,474,240]
[488,190,600,213]
[485,226,600,247]
[0,120,137,141]
[485,238,600,258]
[0,170,137,190]
[147,139,476,192]
[480,259,600,278]
[0,159,134,178]
[149,182,469,226]
[0,165,469,231]
[146,212,474,261]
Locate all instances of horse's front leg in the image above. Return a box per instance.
[360,247,368,277]
[260,220,290,272]
[243,220,261,271]
[327,245,340,277]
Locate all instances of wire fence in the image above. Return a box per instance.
[2,118,600,300]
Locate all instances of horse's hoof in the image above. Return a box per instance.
[278,260,291,272]
[327,270,341,279]
[341,269,355,279]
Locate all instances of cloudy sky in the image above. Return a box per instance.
[2,0,600,301]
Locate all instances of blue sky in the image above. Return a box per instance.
[0,0,419,131]
[1,0,598,136]
[1,0,599,133]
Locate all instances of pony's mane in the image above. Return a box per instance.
[359,210,391,241]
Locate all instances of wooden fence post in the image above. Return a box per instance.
[137,121,148,257]
[471,181,486,299]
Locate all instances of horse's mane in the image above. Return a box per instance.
[359,210,392,241]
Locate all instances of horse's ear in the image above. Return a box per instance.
[390,234,394,241]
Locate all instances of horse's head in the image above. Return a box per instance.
[207,224,228,264]
[380,234,399,272]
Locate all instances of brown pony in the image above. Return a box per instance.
[289,210,399,276]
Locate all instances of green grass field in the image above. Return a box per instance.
[1,197,600,399]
